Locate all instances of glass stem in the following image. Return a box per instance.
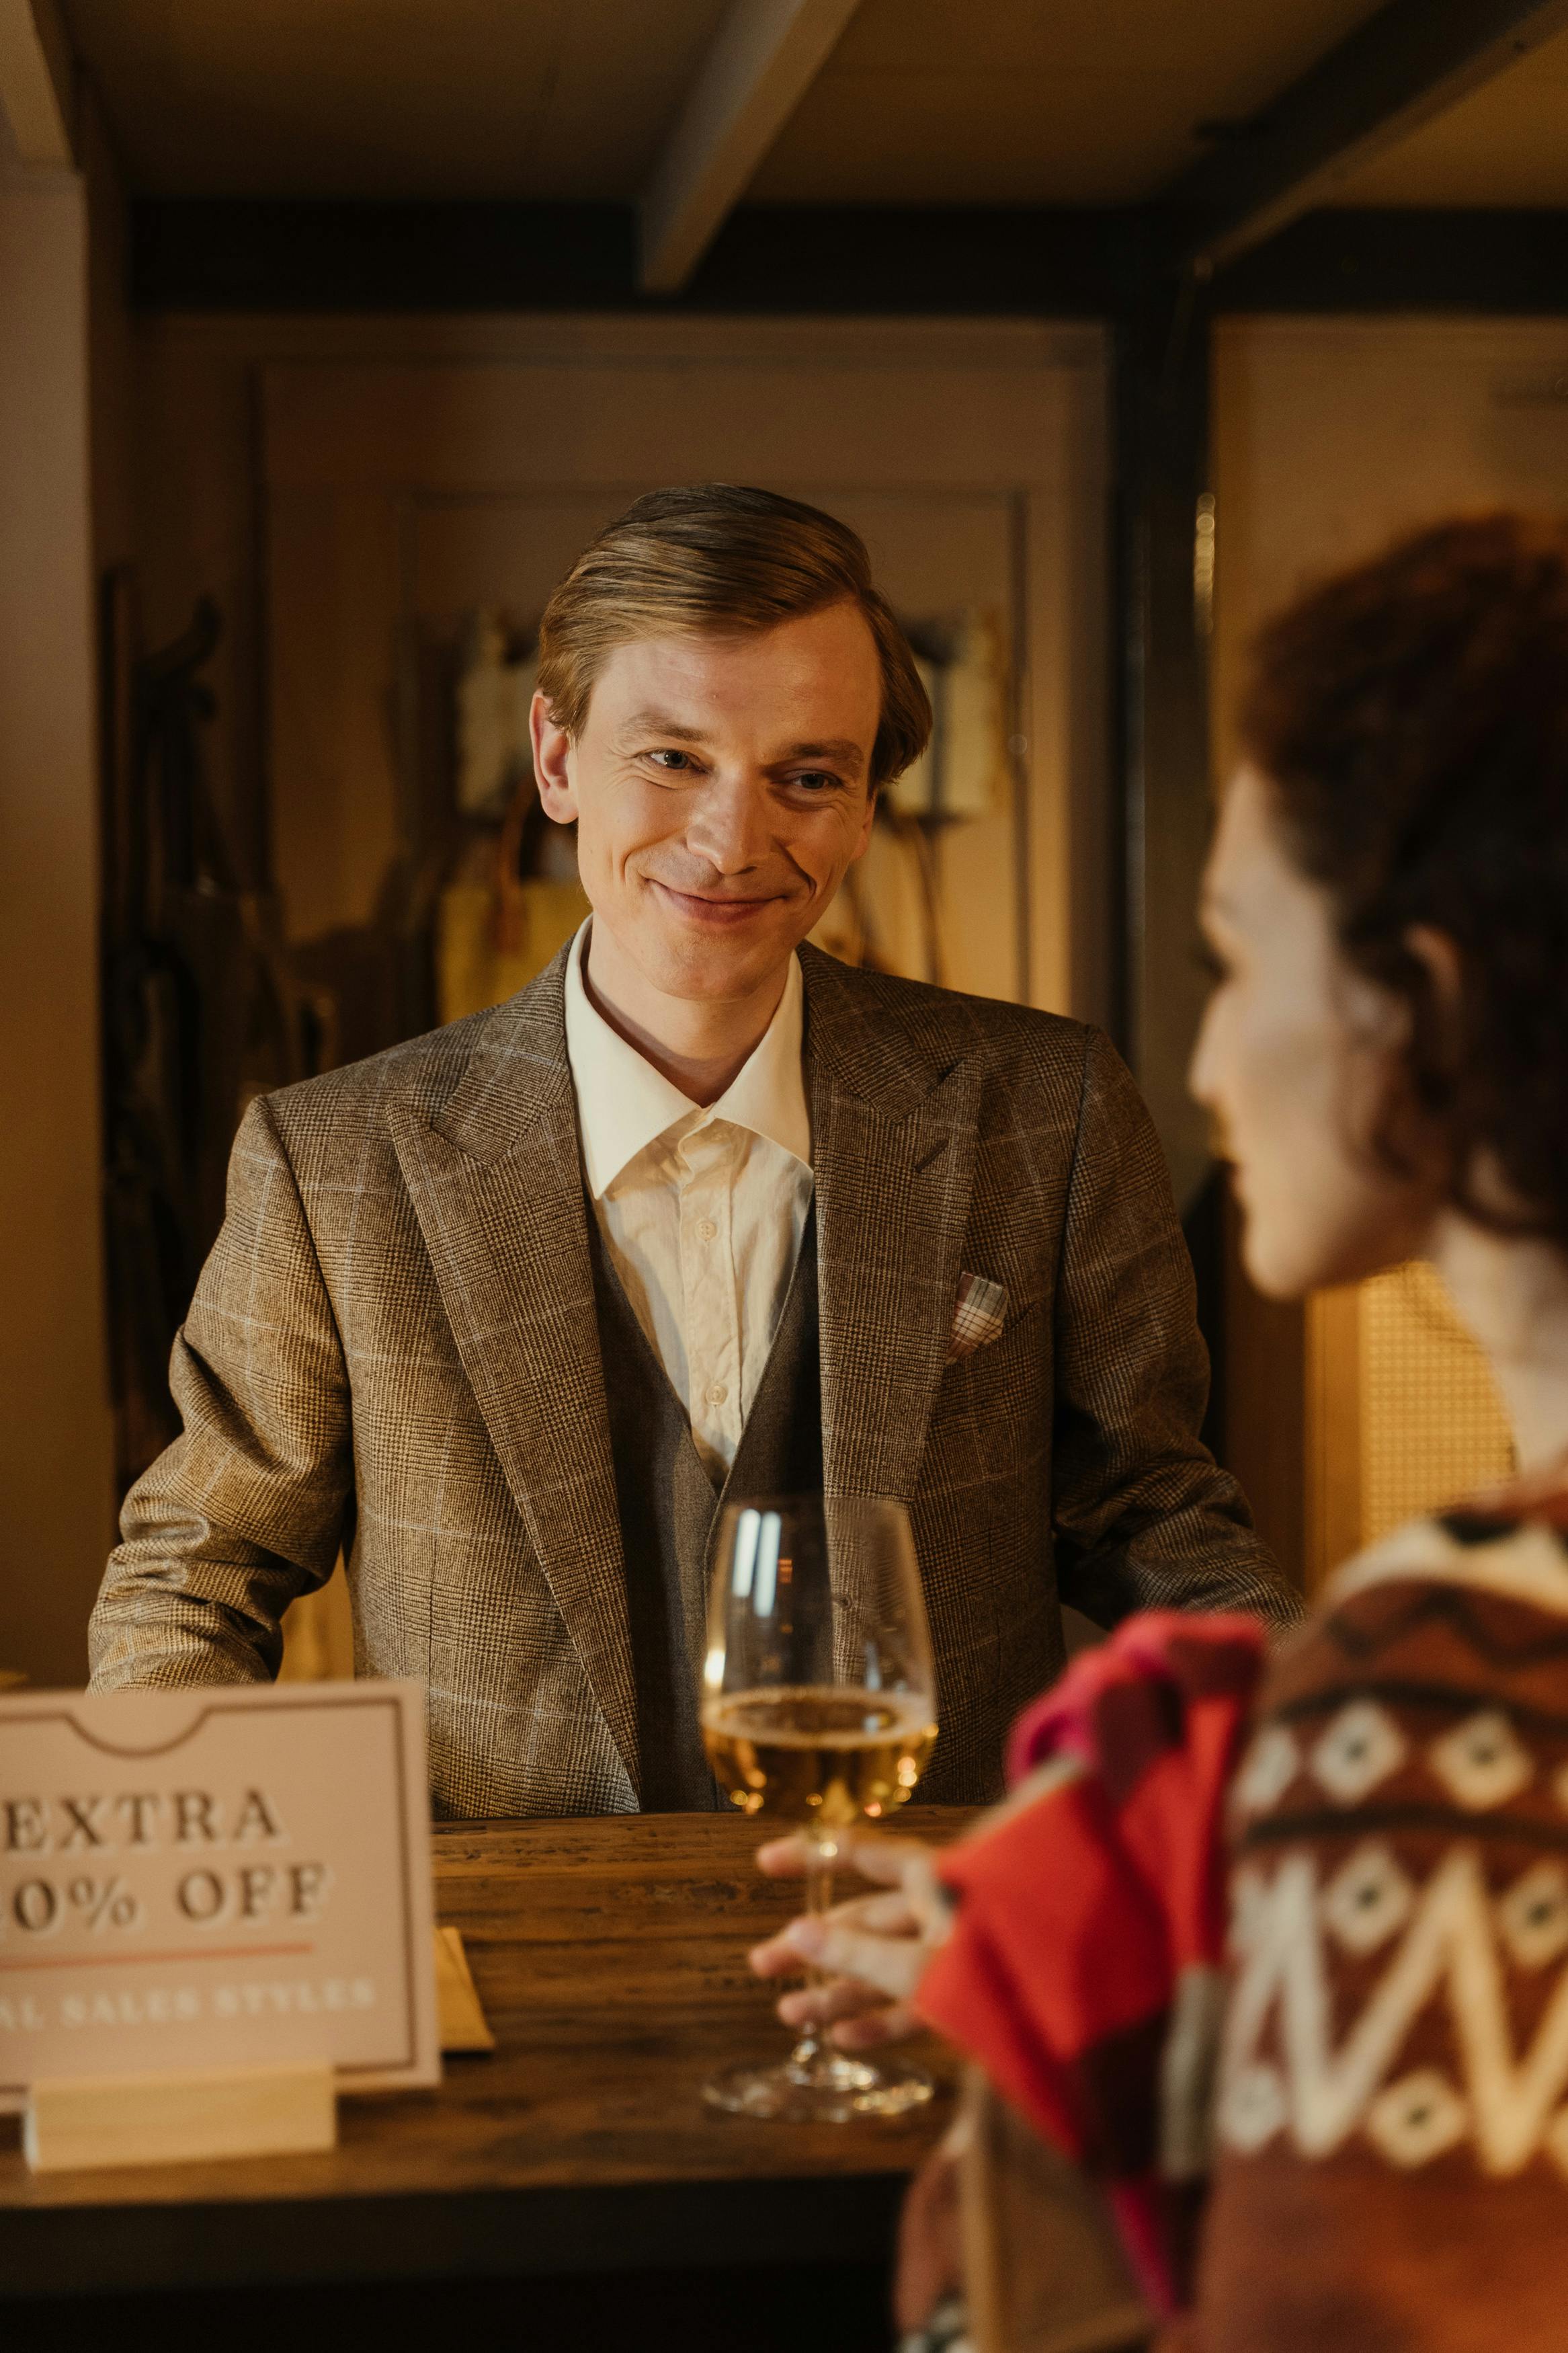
[788,1823,841,2074]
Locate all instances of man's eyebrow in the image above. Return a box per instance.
[772,739,866,774]
[618,709,712,743]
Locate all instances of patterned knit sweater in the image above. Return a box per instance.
[1198,1489,1568,2351]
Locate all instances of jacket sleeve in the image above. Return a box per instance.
[1048,1028,1301,1635]
[88,1093,353,1688]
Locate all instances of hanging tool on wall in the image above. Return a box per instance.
[99,574,304,1494]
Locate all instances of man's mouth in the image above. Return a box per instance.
[649,881,784,927]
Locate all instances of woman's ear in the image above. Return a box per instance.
[530,690,577,824]
[1405,922,1464,1006]
[1405,922,1466,1054]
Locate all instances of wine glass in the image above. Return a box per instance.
[700,1492,939,2121]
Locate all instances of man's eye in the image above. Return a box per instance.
[789,770,840,794]
[647,749,694,772]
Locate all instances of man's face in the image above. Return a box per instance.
[531,600,880,1005]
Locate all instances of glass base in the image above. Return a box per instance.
[704,2047,935,2122]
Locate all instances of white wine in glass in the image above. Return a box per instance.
[700,1493,938,2121]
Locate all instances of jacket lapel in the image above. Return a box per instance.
[386,950,640,1796]
[802,947,982,1504]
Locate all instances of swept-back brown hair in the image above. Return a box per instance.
[536,483,931,789]
[1239,511,1568,1245]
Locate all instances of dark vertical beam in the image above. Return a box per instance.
[1111,221,1247,1501]
[1112,219,1215,1219]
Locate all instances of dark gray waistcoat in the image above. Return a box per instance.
[585,1203,822,1811]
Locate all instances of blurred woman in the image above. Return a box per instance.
[752,513,1568,2350]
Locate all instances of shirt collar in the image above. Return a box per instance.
[563,921,811,1199]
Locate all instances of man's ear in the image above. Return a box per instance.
[530,690,577,823]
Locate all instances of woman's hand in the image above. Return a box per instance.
[747,1829,954,2051]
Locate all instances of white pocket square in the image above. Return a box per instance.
[947,1271,1007,1362]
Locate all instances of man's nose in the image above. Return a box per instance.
[684,772,774,874]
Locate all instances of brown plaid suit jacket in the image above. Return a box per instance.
[89,943,1296,1815]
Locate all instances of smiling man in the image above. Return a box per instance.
[90,485,1296,1813]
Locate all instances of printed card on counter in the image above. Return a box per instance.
[0,1681,438,2106]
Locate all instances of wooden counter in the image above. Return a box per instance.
[0,1806,976,2300]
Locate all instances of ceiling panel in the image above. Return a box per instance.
[61,0,731,199]
[1331,24,1568,207]
[751,70,1255,209]
[751,0,1382,204]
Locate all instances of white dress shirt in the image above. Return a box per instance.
[563,922,815,1480]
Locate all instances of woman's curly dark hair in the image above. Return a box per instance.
[1239,512,1568,1247]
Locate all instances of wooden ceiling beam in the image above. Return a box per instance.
[1164,0,1568,274]
[0,0,73,167]
[639,0,862,294]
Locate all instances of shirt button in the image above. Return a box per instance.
[705,1382,728,1406]
[696,1218,717,1242]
